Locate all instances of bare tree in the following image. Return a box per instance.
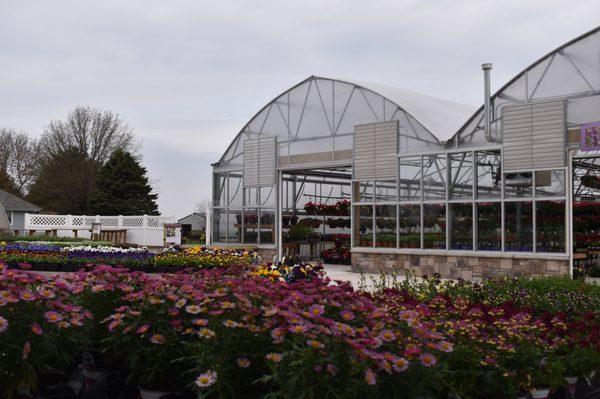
[195,199,212,215]
[39,106,136,165]
[0,128,39,195]
[27,107,137,213]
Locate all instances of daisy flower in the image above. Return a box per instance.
[307,340,325,349]
[31,323,43,335]
[149,334,166,344]
[0,316,8,333]
[393,357,409,372]
[266,353,283,363]
[137,324,150,334]
[44,311,63,323]
[307,304,325,318]
[195,370,217,388]
[339,310,355,321]
[419,353,437,367]
[236,357,251,368]
[364,368,377,385]
[185,305,202,314]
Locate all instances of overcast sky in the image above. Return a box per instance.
[1,0,598,218]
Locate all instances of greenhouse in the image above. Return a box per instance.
[211,27,600,280]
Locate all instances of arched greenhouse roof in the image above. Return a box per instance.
[214,76,476,169]
[452,25,600,145]
[336,77,476,141]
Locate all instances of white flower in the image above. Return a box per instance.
[195,370,217,388]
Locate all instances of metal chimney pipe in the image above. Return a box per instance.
[482,63,492,141]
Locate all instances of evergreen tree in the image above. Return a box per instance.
[89,149,159,215]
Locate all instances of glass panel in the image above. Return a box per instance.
[399,156,421,201]
[244,187,258,206]
[213,173,226,207]
[260,186,276,207]
[243,209,258,244]
[375,180,397,203]
[535,170,565,197]
[423,204,446,249]
[227,210,241,243]
[399,204,421,248]
[504,172,533,198]
[504,201,533,252]
[536,201,565,253]
[476,150,501,198]
[375,205,396,248]
[423,154,446,200]
[212,209,227,243]
[449,152,473,199]
[573,201,600,255]
[354,205,373,247]
[354,181,373,203]
[228,172,243,208]
[449,203,472,250]
[259,209,276,244]
[477,202,501,251]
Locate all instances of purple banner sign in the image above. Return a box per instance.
[581,122,600,151]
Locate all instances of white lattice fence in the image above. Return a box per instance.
[24,214,176,247]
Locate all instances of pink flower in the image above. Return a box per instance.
[149,334,166,344]
[437,341,453,353]
[44,311,63,323]
[364,368,377,385]
[31,323,43,335]
[339,310,355,321]
[393,357,409,372]
[19,290,36,301]
[236,357,251,368]
[307,304,325,318]
[419,353,437,367]
[0,316,8,333]
[22,341,31,359]
[137,324,150,334]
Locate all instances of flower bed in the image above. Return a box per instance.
[1,265,599,399]
[0,244,258,271]
[154,247,257,268]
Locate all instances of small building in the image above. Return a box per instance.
[0,189,41,235]
[178,213,207,236]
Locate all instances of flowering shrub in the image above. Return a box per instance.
[0,264,91,396]
[1,265,599,398]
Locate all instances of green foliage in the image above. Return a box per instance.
[89,149,158,215]
[27,148,98,214]
[287,224,314,241]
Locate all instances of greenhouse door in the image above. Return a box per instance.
[572,155,600,278]
[279,167,352,264]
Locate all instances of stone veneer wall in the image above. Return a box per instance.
[352,251,569,281]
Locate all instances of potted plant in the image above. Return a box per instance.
[530,357,565,399]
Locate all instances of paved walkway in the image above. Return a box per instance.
[322,263,414,291]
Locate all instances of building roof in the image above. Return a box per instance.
[0,188,41,212]
[178,212,206,224]
[326,77,477,141]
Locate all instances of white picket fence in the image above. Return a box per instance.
[24,214,175,247]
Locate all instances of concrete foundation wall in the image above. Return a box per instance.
[352,251,569,281]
